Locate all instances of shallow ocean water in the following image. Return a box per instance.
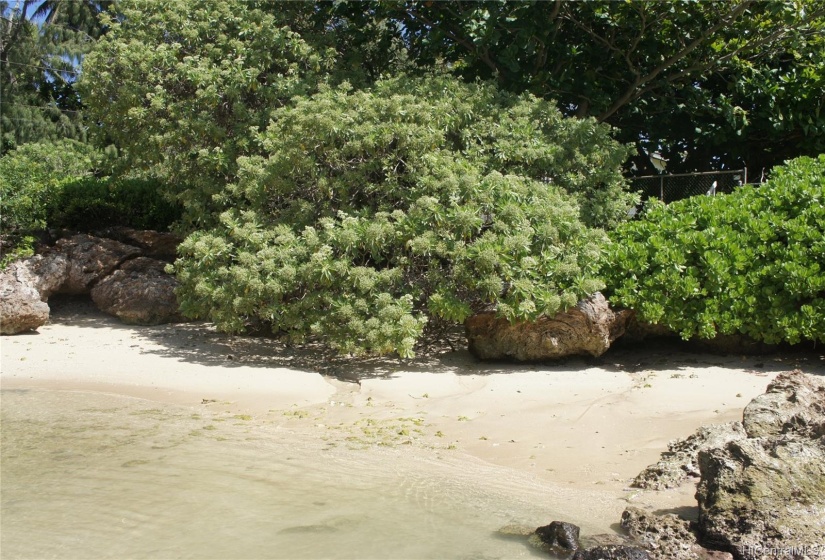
[1,388,573,560]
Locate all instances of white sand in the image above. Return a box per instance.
[3,296,823,533]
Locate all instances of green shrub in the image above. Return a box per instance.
[0,140,98,266]
[604,154,825,345]
[0,140,181,267]
[49,177,183,232]
[0,140,96,235]
[174,76,633,357]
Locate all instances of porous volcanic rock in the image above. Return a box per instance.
[465,292,631,361]
[25,250,70,299]
[632,422,747,490]
[741,369,825,439]
[571,545,651,559]
[55,234,141,294]
[90,257,183,325]
[695,371,825,558]
[621,507,733,560]
[0,259,50,334]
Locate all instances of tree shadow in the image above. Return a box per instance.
[45,295,825,384]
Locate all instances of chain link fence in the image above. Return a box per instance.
[629,169,748,204]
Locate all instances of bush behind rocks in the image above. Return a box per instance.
[604,155,825,346]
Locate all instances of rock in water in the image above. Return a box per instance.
[56,234,141,294]
[534,520,581,551]
[695,370,825,558]
[465,292,631,361]
[0,260,50,334]
[91,257,183,325]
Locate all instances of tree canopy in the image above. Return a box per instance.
[5,0,824,355]
[0,0,112,153]
[9,0,824,172]
[362,0,825,173]
[78,0,337,223]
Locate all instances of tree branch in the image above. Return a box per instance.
[405,5,503,78]
[597,0,753,122]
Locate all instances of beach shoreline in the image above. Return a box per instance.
[3,296,823,536]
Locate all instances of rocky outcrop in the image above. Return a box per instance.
[0,260,50,334]
[626,371,825,560]
[695,371,825,558]
[91,257,182,325]
[1,231,185,333]
[740,370,825,439]
[572,545,651,559]
[632,422,747,490]
[92,227,181,261]
[55,234,142,295]
[621,507,733,560]
[465,292,632,361]
[26,251,70,299]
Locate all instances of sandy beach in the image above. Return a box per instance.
[3,296,824,543]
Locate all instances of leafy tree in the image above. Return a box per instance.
[78,0,335,225]
[369,0,825,173]
[1,1,89,152]
[0,138,96,233]
[603,154,825,345]
[1,0,115,153]
[173,75,633,357]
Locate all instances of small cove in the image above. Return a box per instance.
[1,388,594,560]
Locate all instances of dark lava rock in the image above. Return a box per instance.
[534,520,581,551]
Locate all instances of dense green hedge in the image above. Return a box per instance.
[49,177,182,232]
[604,155,825,345]
[0,140,96,236]
[0,140,181,266]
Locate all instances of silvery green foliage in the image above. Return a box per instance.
[175,76,633,357]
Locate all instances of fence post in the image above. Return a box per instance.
[660,175,664,201]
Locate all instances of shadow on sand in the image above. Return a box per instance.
[45,295,825,384]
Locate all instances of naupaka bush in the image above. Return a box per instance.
[604,155,825,345]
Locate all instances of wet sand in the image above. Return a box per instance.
[3,296,823,536]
